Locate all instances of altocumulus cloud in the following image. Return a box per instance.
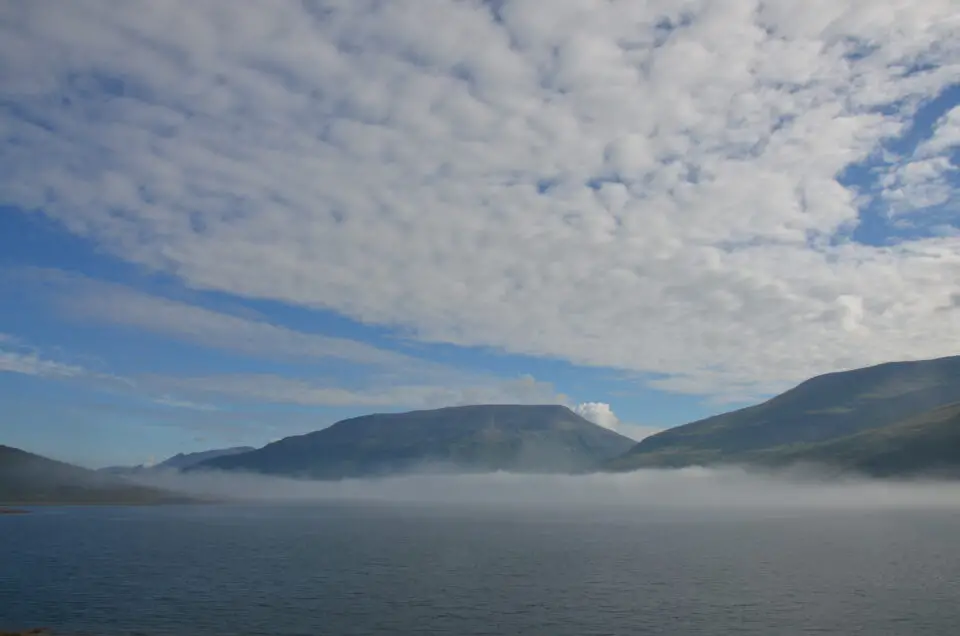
[1,1,959,401]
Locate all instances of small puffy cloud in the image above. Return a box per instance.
[574,402,662,440]
[574,402,620,430]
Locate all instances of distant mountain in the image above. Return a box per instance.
[0,445,194,504]
[608,355,960,475]
[100,446,255,475]
[193,404,636,479]
[156,446,256,470]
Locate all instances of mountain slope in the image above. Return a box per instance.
[0,445,193,504]
[758,401,960,477]
[194,404,635,479]
[609,355,960,471]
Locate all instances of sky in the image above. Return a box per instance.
[0,0,958,468]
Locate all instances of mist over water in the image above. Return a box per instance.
[134,466,960,511]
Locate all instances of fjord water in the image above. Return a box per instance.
[3,499,960,635]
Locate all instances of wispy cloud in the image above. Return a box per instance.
[0,1,958,400]
[143,372,566,410]
[0,347,86,379]
[5,268,569,409]
[14,268,436,370]
[0,325,566,411]
[0,333,133,392]
[152,395,222,412]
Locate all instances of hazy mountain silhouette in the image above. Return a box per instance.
[100,446,256,476]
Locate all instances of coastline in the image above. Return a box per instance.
[0,497,214,508]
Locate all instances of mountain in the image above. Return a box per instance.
[608,355,960,474]
[193,404,636,479]
[758,402,960,478]
[0,445,194,504]
[100,446,255,475]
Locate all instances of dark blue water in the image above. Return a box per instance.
[2,503,959,635]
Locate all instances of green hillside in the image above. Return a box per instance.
[758,402,960,477]
[609,355,960,473]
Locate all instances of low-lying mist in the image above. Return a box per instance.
[132,465,960,511]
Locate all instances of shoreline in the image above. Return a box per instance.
[0,498,215,508]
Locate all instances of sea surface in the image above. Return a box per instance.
[2,501,960,635]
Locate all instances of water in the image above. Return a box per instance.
[2,502,960,635]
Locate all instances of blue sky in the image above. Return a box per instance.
[0,1,958,467]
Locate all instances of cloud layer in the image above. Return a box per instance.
[145,372,564,409]
[2,1,959,399]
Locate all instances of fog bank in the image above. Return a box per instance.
[134,466,960,511]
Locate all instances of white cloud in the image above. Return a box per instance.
[1,1,959,400]
[0,348,86,378]
[573,401,659,440]
[153,396,222,412]
[0,332,92,378]
[574,402,620,430]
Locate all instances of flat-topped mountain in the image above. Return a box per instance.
[194,404,636,479]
